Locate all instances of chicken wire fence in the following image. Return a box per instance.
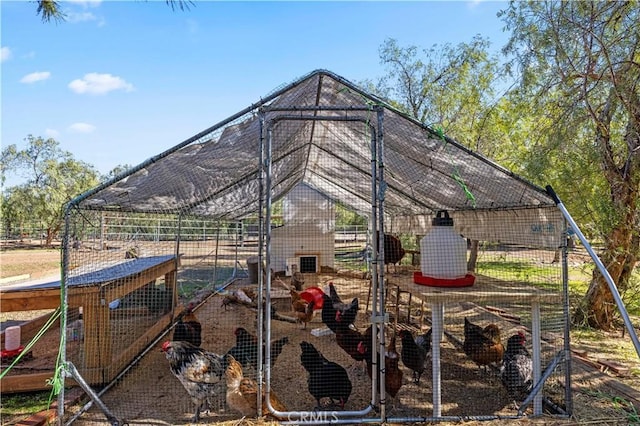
[5,70,581,424]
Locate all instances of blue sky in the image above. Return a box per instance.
[1,0,510,187]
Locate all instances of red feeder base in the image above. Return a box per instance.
[413,271,476,288]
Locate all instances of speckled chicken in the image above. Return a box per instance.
[398,328,432,384]
[161,340,225,422]
[500,332,533,399]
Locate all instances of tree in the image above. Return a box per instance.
[1,135,100,245]
[35,0,193,23]
[501,1,640,330]
[366,36,504,270]
[368,36,503,150]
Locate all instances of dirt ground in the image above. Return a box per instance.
[1,246,640,425]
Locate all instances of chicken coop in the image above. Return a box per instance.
[12,69,600,425]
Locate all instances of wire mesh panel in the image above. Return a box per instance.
[53,70,576,425]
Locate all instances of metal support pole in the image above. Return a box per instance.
[546,185,640,359]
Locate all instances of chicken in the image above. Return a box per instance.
[290,288,307,313]
[328,281,345,306]
[225,327,289,373]
[357,326,403,410]
[384,233,406,273]
[398,328,432,384]
[384,332,404,407]
[299,341,352,410]
[375,232,406,274]
[500,332,533,399]
[294,299,315,329]
[161,340,225,422]
[463,319,505,370]
[224,354,288,419]
[320,293,340,333]
[173,302,202,347]
[334,321,367,373]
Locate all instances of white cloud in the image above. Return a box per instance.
[68,73,134,95]
[45,128,60,138]
[67,12,98,23]
[1,46,11,62]
[65,0,102,7]
[20,71,51,84]
[68,122,96,133]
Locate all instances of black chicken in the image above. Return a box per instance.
[173,302,202,347]
[321,290,359,333]
[334,320,367,373]
[398,328,432,384]
[500,332,533,399]
[224,327,289,373]
[300,341,352,410]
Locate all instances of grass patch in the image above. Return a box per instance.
[0,390,53,416]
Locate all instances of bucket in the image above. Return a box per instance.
[420,210,467,279]
[247,256,259,283]
[4,326,21,351]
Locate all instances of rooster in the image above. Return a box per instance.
[300,341,352,410]
[173,302,202,347]
[321,293,359,333]
[161,340,225,422]
[463,319,505,371]
[398,328,432,384]
[225,354,288,419]
[500,332,533,400]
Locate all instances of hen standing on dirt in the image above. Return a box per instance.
[161,340,225,423]
[300,341,352,410]
[463,319,505,371]
[225,354,288,419]
[500,332,533,399]
[399,328,432,384]
[225,327,289,372]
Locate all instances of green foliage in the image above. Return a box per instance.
[1,135,100,242]
[335,202,367,226]
[35,0,194,23]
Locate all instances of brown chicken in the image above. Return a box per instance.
[357,326,403,410]
[294,299,315,329]
[225,354,288,419]
[291,288,308,313]
[161,340,225,422]
[384,332,404,409]
[173,302,202,347]
[376,232,406,274]
[463,318,505,371]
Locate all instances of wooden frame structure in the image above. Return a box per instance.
[0,255,180,392]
